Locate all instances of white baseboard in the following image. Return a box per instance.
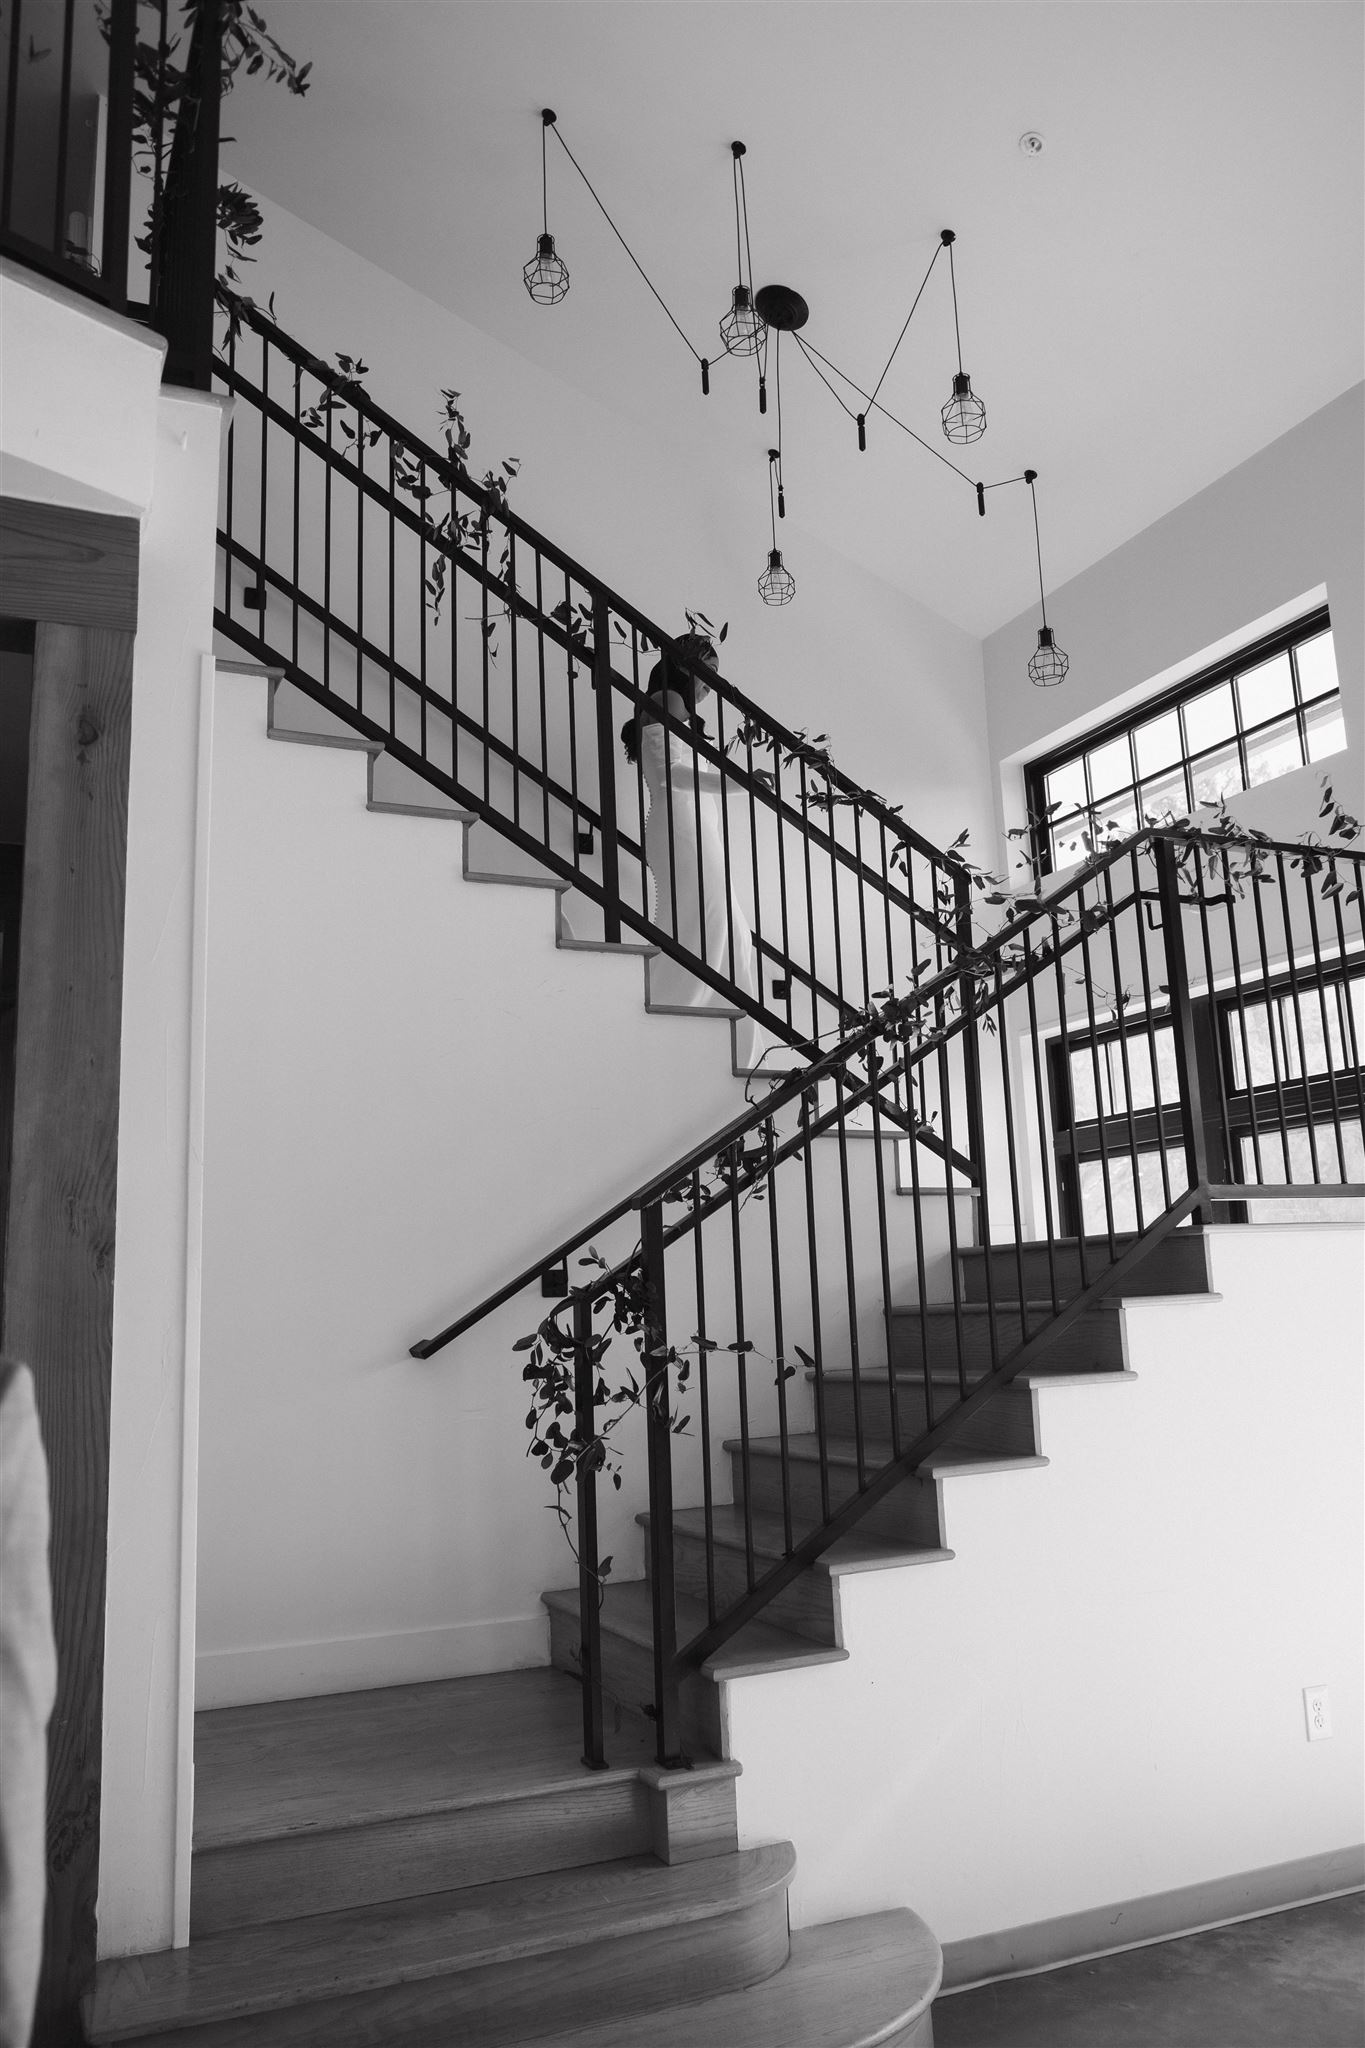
[939,1845,1365,1991]
[195,1613,549,1709]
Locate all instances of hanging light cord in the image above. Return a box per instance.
[1027,470,1049,625]
[794,332,977,487]
[548,118,709,368]
[947,237,966,377]
[540,118,550,238]
[768,451,780,551]
[738,149,756,298]
[867,237,944,413]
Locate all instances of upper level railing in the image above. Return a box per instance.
[480,824,1361,1767]
[1,0,223,386]
[212,290,965,1059]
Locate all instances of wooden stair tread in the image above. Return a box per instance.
[85,1844,796,2038]
[887,1297,1120,1319]
[655,1502,951,1574]
[727,1432,1044,1477]
[193,1668,664,1849]
[543,1578,846,1680]
[529,1908,941,2048]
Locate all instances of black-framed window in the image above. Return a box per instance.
[1027,607,1344,874]
[1046,965,1365,1237]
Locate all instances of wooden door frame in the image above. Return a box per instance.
[1,494,138,2044]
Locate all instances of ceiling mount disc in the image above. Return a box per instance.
[754,284,809,332]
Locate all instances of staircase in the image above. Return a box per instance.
[80,287,1361,2043]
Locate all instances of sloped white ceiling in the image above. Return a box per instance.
[222,1,1364,637]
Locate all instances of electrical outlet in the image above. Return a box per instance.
[1303,1685,1332,1742]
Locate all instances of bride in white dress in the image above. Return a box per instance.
[622,638,757,1010]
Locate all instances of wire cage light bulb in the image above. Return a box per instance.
[719,283,764,357]
[941,370,986,445]
[524,231,570,305]
[1027,624,1069,688]
[758,548,796,606]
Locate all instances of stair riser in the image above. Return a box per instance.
[100,1894,791,2048]
[730,1449,942,1547]
[645,1521,838,1648]
[191,1782,655,1936]
[817,1378,1038,1457]
[957,1233,1210,1303]
[547,1602,723,1757]
[888,1306,1123,1376]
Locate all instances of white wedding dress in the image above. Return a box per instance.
[640,719,757,1009]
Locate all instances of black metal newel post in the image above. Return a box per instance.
[954,871,989,1222]
[1154,837,1212,1222]
[591,589,623,942]
[572,1291,607,1770]
[156,0,223,388]
[640,1198,684,1766]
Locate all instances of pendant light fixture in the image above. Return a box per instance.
[1024,470,1068,686]
[719,142,764,357]
[939,230,986,445]
[524,109,570,304]
[758,448,795,605]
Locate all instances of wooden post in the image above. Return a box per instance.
[0,501,136,2044]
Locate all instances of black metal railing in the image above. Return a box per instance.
[430,827,1361,1768]
[212,290,964,1062]
[2,0,223,387]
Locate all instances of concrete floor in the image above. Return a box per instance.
[933,1893,1364,2048]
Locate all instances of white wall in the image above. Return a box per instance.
[231,198,994,863]
[0,258,167,518]
[101,397,227,1959]
[193,672,780,1704]
[727,1223,1364,1944]
[983,386,1365,861]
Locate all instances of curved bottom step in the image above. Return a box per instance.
[528,1907,941,2048]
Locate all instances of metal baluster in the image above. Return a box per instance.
[1099,860,1147,1229]
[1248,845,1294,1181]
[991,950,1032,1338]
[1275,851,1323,1185]
[1154,839,1212,1222]
[322,370,333,699]
[1049,905,1089,1276]
[765,1118,794,1555]
[1220,849,1264,1189]
[1130,846,1176,1213]
[798,761,820,1046]
[101,0,136,312]
[480,518,491,808]
[640,1200,683,1767]
[936,995,976,1398]
[291,361,302,670]
[536,555,551,851]
[1326,866,1365,1139]
[354,389,365,715]
[865,1042,902,1459]
[257,333,270,642]
[1077,878,1120,1257]
[508,531,521,830]
[799,1084,831,1522]
[572,1291,606,1771]
[727,1150,756,1590]
[386,440,397,738]
[691,1170,717,1625]
[713,690,740,998]
[1021,919,1062,1314]
[1300,861,1349,1183]
[833,1065,866,1489]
